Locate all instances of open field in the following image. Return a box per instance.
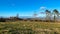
[0,21,60,34]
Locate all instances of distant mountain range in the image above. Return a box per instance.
[20,16,32,18]
[19,16,46,20]
[1,16,60,20]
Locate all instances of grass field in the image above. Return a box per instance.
[0,21,60,34]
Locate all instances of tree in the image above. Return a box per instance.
[33,11,37,21]
[53,9,59,21]
[45,10,51,21]
[33,11,37,18]
[0,17,6,22]
[16,13,19,18]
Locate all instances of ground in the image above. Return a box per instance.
[0,21,60,34]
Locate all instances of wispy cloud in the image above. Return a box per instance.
[40,6,46,10]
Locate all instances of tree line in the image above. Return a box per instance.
[45,9,59,21]
[0,9,60,22]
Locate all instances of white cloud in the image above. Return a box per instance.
[40,6,46,10]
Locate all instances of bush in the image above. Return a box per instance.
[0,18,6,22]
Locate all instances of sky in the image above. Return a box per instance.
[0,0,60,17]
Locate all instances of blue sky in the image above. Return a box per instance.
[0,0,60,17]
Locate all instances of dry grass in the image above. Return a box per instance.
[0,21,60,34]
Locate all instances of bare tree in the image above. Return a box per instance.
[53,9,59,22]
[33,11,37,21]
[45,10,51,22]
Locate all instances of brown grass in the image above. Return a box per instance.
[0,21,60,34]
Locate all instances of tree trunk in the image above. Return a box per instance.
[54,15,55,22]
